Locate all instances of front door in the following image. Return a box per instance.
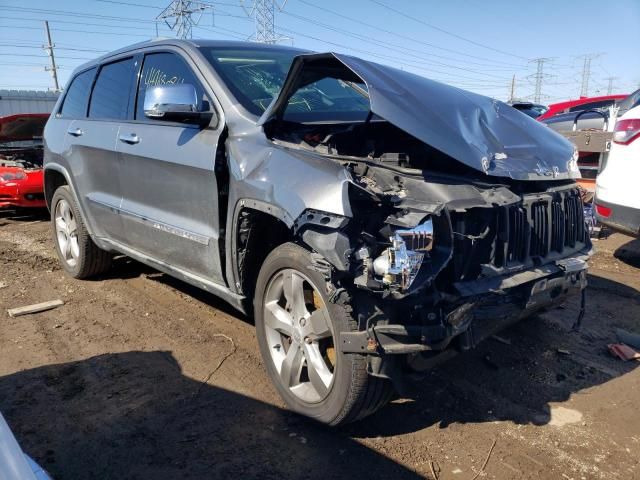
[117,51,225,284]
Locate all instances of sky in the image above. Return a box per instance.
[0,0,639,103]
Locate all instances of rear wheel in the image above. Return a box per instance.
[51,186,112,279]
[254,242,393,425]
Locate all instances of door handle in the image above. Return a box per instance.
[67,127,83,137]
[119,133,140,145]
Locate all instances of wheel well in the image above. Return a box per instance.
[44,170,68,209]
[236,208,293,301]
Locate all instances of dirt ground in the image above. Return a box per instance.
[0,209,639,480]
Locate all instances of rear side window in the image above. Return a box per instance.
[89,57,135,120]
[135,52,206,120]
[59,68,96,118]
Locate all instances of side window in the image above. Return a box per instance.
[136,52,207,121]
[59,68,96,118]
[89,57,135,120]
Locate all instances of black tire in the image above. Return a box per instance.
[51,185,112,279]
[254,242,393,426]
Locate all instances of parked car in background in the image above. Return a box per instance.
[0,413,52,480]
[541,90,640,195]
[44,40,591,425]
[537,94,628,121]
[541,91,639,134]
[595,105,640,237]
[0,113,48,209]
[508,101,548,119]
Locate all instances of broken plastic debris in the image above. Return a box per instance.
[608,343,640,361]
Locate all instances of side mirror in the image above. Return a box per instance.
[143,84,215,127]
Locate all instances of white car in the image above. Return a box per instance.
[0,414,52,480]
[595,105,640,237]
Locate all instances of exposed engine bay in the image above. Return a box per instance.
[271,120,458,172]
[265,117,591,378]
[0,146,44,171]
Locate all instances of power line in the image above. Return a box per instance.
[279,9,517,80]
[0,24,160,39]
[276,25,519,86]
[96,0,163,8]
[0,43,107,53]
[0,5,158,24]
[297,0,527,68]
[367,0,528,60]
[0,52,94,61]
[193,24,249,40]
[0,15,180,41]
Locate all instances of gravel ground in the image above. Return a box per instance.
[0,209,639,480]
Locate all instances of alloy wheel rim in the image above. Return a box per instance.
[263,268,336,403]
[54,198,80,267]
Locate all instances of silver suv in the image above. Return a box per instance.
[44,39,592,425]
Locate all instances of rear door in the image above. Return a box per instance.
[71,57,137,243]
[49,68,94,215]
[117,50,225,284]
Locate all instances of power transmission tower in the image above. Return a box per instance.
[240,0,289,43]
[604,76,617,95]
[528,58,552,104]
[509,74,516,102]
[43,21,60,92]
[157,0,213,39]
[578,53,601,97]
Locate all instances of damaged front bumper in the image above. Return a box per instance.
[340,253,589,357]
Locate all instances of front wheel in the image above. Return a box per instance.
[254,242,393,425]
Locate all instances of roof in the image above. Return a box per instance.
[74,38,306,73]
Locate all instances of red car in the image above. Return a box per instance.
[0,113,48,209]
[537,94,628,121]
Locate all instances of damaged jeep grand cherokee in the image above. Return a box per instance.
[44,40,591,426]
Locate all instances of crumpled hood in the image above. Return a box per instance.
[260,53,579,181]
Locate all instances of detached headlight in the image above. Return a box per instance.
[373,218,433,290]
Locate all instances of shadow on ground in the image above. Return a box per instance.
[614,237,640,269]
[0,351,421,480]
[0,208,49,224]
[95,255,244,319]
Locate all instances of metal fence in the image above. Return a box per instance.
[0,90,60,116]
